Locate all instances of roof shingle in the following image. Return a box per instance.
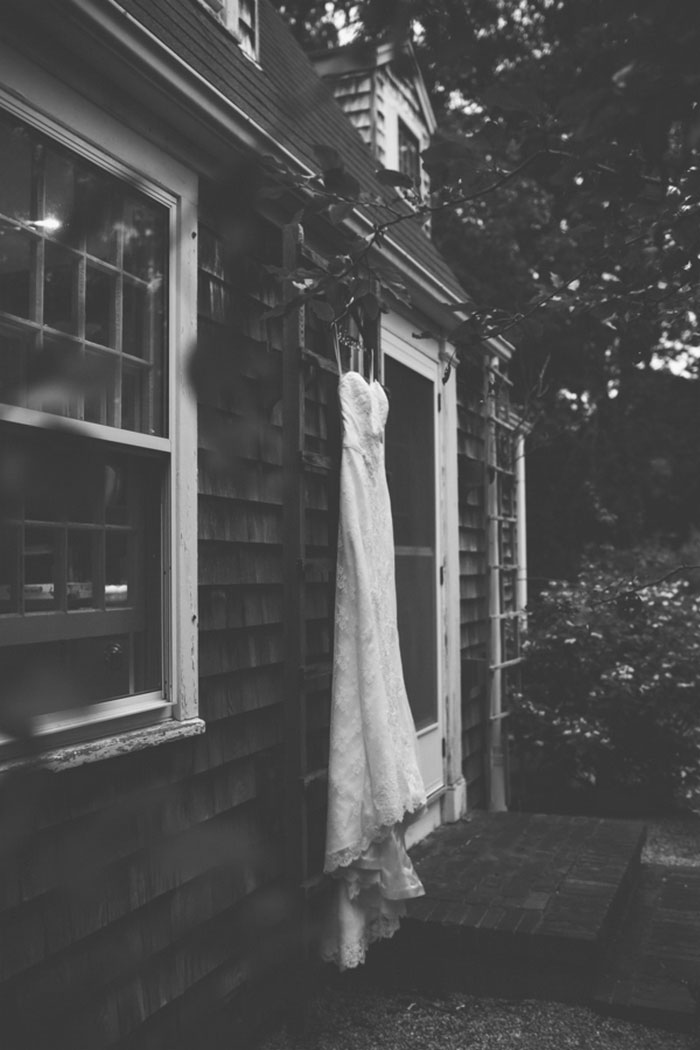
[119,0,467,303]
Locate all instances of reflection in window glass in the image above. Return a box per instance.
[105,463,128,525]
[85,266,115,347]
[0,325,31,407]
[106,530,129,605]
[122,198,165,280]
[0,526,18,612]
[24,526,60,610]
[1,427,162,702]
[67,530,96,609]
[0,226,32,319]
[44,242,79,334]
[0,107,168,437]
[0,121,31,221]
[123,279,147,356]
[44,149,78,246]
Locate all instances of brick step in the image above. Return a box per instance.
[592,864,700,1033]
[359,812,646,1003]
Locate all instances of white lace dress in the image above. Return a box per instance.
[320,371,427,971]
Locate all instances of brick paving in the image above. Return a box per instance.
[408,811,644,951]
[347,811,700,1034]
[594,865,700,1031]
[360,812,647,1002]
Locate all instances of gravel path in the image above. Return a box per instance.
[257,985,694,1049]
[643,810,700,868]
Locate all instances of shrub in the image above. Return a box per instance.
[512,538,700,809]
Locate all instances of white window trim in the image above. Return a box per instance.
[0,44,200,760]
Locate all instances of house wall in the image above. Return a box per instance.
[0,208,299,1050]
[327,73,377,158]
[0,7,496,1047]
[322,63,431,195]
[379,66,432,198]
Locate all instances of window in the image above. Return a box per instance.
[398,120,421,189]
[197,0,258,60]
[0,94,198,753]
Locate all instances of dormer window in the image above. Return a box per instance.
[398,119,421,190]
[197,0,258,61]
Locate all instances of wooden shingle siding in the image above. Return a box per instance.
[0,206,295,1046]
[456,355,490,808]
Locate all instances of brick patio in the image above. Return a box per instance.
[594,865,700,1031]
[333,811,700,1033]
[355,812,645,1003]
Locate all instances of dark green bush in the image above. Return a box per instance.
[512,539,700,809]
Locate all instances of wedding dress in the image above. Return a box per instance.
[320,369,427,971]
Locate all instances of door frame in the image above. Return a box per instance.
[381,324,445,800]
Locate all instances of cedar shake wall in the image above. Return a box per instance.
[0,211,318,1050]
[456,355,490,809]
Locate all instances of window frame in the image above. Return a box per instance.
[0,55,199,755]
[195,0,259,62]
[397,118,422,190]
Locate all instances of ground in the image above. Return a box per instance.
[254,807,700,1049]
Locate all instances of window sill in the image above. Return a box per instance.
[0,717,206,775]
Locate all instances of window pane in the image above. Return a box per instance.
[27,334,82,418]
[0,525,19,612]
[105,462,128,525]
[121,364,142,432]
[44,242,79,334]
[83,173,118,265]
[0,115,32,221]
[0,322,31,407]
[0,224,33,319]
[43,148,79,248]
[67,529,97,609]
[0,107,168,437]
[106,530,129,605]
[123,278,147,355]
[85,265,116,347]
[122,197,166,280]
[398,121,421,187]
[24,526,61,610]
[1,426,163,704]
[83,349,118,426]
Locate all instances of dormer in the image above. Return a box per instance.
[312,41,436,200]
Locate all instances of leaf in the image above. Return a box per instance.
[261,301,293,320]
[482,82,546,118]
[421,136,483,179]
[375,168,414,189]
[450,316,483,341]
[313,143,342,172]
[324,169,361,198]
[359,292,381,321]
[309,299,335,322]
[328,201,355,225]
[327,254,351,275]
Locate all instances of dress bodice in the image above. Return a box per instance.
[338,372,389,463]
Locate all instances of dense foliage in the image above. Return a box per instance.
[272,0,700,565]
[512,540,700,809]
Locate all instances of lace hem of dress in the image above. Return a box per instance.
[318,909,402,971]
[323,797,426,875]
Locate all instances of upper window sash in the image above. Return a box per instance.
[0,107,170,442]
